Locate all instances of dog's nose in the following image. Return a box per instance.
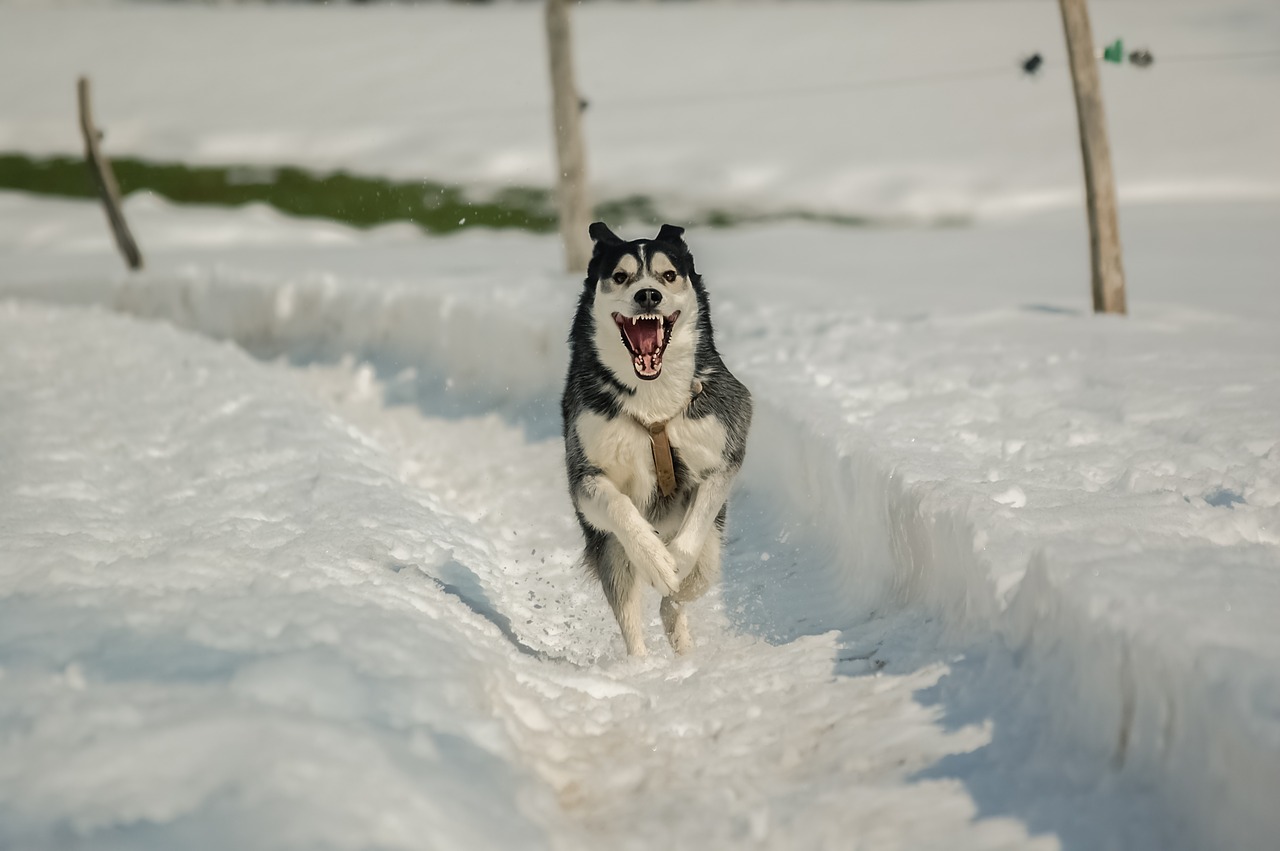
[634,288,663,312]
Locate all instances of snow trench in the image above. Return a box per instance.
[4,265,1277,850]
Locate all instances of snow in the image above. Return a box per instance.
[2,2,1279,222]
[2,190,1278,849]
[737,288,1280,849]
[2,0,1280,847]
[0,294,1061,851]
[0,303,562,850]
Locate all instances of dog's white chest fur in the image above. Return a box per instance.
[576,410,728,508]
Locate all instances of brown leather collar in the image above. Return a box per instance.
[640,379,703,498]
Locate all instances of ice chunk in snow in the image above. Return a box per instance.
[993,486,1027,508]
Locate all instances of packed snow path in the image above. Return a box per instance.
[293,361,1068,851]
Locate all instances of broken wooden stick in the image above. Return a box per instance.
[77,76,143,271]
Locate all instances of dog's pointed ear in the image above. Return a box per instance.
[655,224,686,246]
[589,221,622,245]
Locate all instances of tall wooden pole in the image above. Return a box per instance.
[77,77,143,271]
[1058,0,1126,314]
[545,0,591,273]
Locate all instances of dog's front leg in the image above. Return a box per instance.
[576,475,681,596]
[668,469,733,578]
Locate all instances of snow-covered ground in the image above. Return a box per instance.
[2,1,1279,221]
[2,191,1278,850]
[2,0,1279,848]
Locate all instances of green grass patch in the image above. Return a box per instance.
[0,153,560,235]
[0,153,930,234]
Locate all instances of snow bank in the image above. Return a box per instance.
[0,302,564,849]
[2,1,1278,221]
[736,304,1280,850]
[0,194,572,426]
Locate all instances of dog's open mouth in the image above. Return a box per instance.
[612,311,680,380]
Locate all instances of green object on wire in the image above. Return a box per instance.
[1103,38,1125,63]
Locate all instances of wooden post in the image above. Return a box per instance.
[1058,0,1125,314]
[77,76,143,271]
[545,0,591,273]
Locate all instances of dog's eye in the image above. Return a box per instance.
[611,271,628,285]
[662,270,677,283]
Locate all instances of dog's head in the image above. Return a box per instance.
[586,222,702,384]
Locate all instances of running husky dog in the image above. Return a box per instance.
[561,222,752,656]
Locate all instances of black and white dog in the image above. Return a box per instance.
[561,222,751,656]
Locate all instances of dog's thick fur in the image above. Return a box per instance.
[561,222,752,656]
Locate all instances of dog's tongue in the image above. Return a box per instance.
[622,318,662,355]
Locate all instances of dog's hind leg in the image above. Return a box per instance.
[660,597,692,655]
[609,575,648,657]
[598,540,649,657]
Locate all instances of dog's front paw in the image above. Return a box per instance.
[635,535,681,596]
[668,536,700,582]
